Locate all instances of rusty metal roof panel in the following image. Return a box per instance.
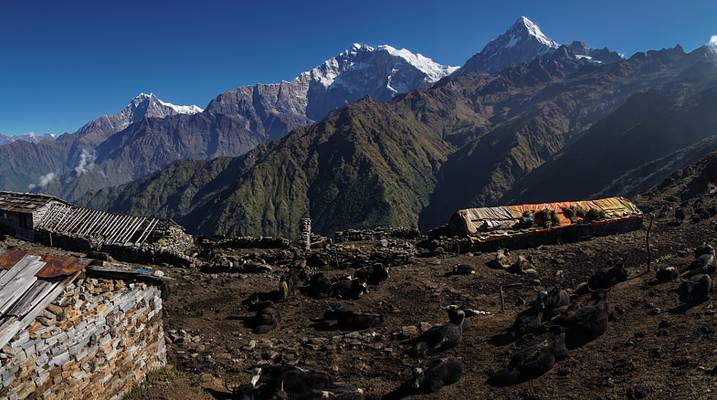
[0,248,89,278]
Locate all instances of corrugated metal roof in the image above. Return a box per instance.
[0,191,68,214]
[0,248,89,278]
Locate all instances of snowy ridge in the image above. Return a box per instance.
[0,132,57,144]
[377,44,459,82]
[517,16,559,49]
[709,35,717,53]
[130,92,203,115]
[303,43,457,89]
[156,98,204,114]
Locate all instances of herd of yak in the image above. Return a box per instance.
[227,243,715,399]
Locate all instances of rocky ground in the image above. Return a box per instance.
[153,207,715,399]
[4,199,717,399]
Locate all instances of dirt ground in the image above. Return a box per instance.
[149,212,717,400]
[4,207,717,399]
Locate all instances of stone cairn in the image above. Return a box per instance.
[301,218,312,251]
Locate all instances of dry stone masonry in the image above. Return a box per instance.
[0,277,166,400]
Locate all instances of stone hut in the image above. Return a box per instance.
[0,193,69,241]
[0,191,194,267]
[0,248,167,400]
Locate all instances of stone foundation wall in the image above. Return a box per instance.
[0,278,166,400]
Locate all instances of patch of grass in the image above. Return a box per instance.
[121,366,213,400]
[122,368,175,400]
[653,254,675,264]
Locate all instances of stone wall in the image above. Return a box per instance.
[334,227,420,243]
[0,278,166,400]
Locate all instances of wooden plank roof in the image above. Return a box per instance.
[0,253,80,349]
[34,202,161,246]
[0,191,68,214]
[0,249,167,349]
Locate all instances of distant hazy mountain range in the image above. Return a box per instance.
[0,132,57,145]
[7,16,717,238]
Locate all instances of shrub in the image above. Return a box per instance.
[584,208,606,222]
[535,209,560,228]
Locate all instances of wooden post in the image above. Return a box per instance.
[499,283,522,312]
[646,213,654,272]
[500,286,505,312]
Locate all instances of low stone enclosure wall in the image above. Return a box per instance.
[197,235,291,250]
[32,230,194,268]
[334,227,421,242]
[0,277,166,400]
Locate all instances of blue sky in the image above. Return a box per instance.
[1,0,715,135]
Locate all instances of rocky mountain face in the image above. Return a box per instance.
[83,42,712,237]
[41,112,266,201]
[204,43,458,139]
[0,93,203,194]
[85,99,452,237]
[637,146,717,212]
[505,51,717,202]
[416,45,698,229]
[2,44,455,201]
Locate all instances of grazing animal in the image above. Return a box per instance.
[236,365,364,399]
[508,305,544,338]
[684,244,716,277]
[451,264,475,275]
[322,306,384,331]
[409,310,466,356]
[508,255,538,275]
[489,327,568,386]
[353,263,390,285]
[588,259,628,290]
[677,274,713,305]
[306,273,334,298]
[552,291,609,349]
[656,266,679,283]
[279,269,308,301]
[251,301,280,334]
[411,357,464,393]
[332,278,368,300]
[536,287,570,320]
[487,249,511,269]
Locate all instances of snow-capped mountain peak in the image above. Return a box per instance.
[514,16,559,49]
[457,16,623,75]
[121,92,203,123]
[376,44,460,82]
[205,42,458,132]
[156,98,204,115]
[304,43,457,90]
[458,16,561,74]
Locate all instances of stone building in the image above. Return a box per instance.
[0,248,167,400]
[0,193,69,241]
[0,191,195,267]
